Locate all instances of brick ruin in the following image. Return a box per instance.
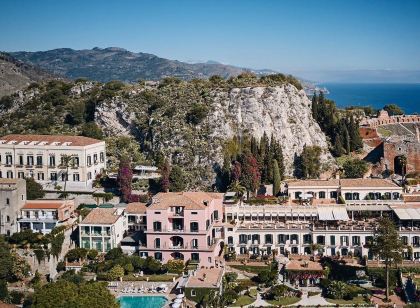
[360,110,420,176]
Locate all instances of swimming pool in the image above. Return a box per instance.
[118,296,167,308]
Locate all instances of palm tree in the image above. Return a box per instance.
[310,243,321,258]
[228,180,246,199]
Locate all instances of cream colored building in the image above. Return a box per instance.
[0,134,106,192]
[0,178,26,235]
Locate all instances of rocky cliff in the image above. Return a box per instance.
[0,76,333,188]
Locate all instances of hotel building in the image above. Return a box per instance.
[0,134,106,192]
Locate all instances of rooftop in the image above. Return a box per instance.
[81,208,120,224]
[186,267,224,288]
[22,200,74,210]
[340,178,399,188]
[288,179,340,187]
[0,134,103,147]
[125,202,147,214]
[149,192,221,210]
[285,260,324,272]
[0,178,22,185]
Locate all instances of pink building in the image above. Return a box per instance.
[140,192,224,268]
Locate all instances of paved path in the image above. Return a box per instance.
[296,292,330,306]
[244,293,271,307]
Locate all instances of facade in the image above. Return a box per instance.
[184,267,225,303]
[287,178,402,202]
[18,199,75,234]
[139,192,224,268]
[0,134,106,192]
[0,178,26,235]
[79,207,126,253]
[225,179,419,260]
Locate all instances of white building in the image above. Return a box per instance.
[0,178,26,235]
[79,207,126,253]
[18,199,75,234]
[0,134,106,192]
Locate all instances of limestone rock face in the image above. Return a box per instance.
[209,85,332,174]
[95,84,333,177]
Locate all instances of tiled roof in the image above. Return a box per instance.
[403,193,420,203]
[0,178,21,185]
[126,202,147,214]
[81,208,120,224]
[0,134,103,146]
[186,268,224,288]
[340,178,399,188]
[149,192,218,210]
[22,200,73,210]
[288,179,340,187]
[285,260,323,271]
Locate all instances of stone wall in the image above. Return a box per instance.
[382,140,420,175]
[361,110,420,128]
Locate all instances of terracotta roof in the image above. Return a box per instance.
[186,268,224,288]
[0,301,15,308]
[288,179,340,187]
[22,200,73,210]
[149,192,218,210]
[0,178,21,185]
[403,193,420,203]
[340,178,399,188]
[81,208,120,224]
[285,260,323,271]
[126,202,147,214]
[0,134,103,147]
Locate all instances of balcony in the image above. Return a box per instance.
[35,165,43,168]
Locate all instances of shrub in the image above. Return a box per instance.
[224,272,238,283]
[165,260,184,274]
[326,281,348,299]
[10,290,24,304]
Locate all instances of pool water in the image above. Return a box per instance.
[118,296,167,308]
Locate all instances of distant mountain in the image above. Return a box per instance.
[10,47,277,83]
[0,53,56,97]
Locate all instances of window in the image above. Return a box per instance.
[154,252,162,261]
[352,236,360,246]
[87,172,92,180]
[6,216,10,223]
[73,174,80,181]
[191,253,200,261]
[330,235,336,245]
[278,234,288,244]
[0,171,2,178]
[294,191,302,199]
[303,234,312,244]
[6,198,10,205]
[340,236,349,246]
[37,173,44,181]
[6,155,12,165]
[155,238,161,248]
[50,173,57,181]
[319,191,326,199]
[93,154,98,163]
[239,234,247,244]
[206,219,210,230]
[49,156,55,166]
[6,171,13,178]
[265,234,273,244]
[27,155,34,166]
[191,239,198,248]
[61,173,68,181]
[345,193,352,200]
[153,221,162,231]
[18,172,25,179]
[73,157,79,167]
[87,155,92,166]
[36,156,43,166]
[191,212,197,215]
[227,236,233,245]
[100,152,104,162]
[19,155,24,165]
[191,290,196,297]
[190,222,199,232]
[213,210,219,220]
[330,191,338,199]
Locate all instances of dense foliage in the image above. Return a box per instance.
[342,158,369,178]
[312,92,363,157]
[26,177,45,200]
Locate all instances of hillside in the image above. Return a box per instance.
[0,74,333,189]
[0,53,56,97]
[10,47,277,83]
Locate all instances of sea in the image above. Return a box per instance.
[319,83,420,114]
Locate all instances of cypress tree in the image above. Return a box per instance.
[272,159,281,196]
[311,92,318,120]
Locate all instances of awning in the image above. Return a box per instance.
[317,207,334,221]
[317,207,349,221]
[346,204,391,211]
[393,207,420,220]
[332,207,349,221]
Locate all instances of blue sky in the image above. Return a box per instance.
[1,0,419,79]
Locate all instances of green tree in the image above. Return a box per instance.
[107,265,125,280]
[26,177,45,200]
[0,279,9,302]
[228,180,246,198]
[0,237,13,280]
[186,103,209,125]
[169,165,187,192]
[383,104,404,116]
[343,158,369,178]
[272,159,281,196]
[300,145,322,179]
[81,122,104,140]
[370,217,405,301]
